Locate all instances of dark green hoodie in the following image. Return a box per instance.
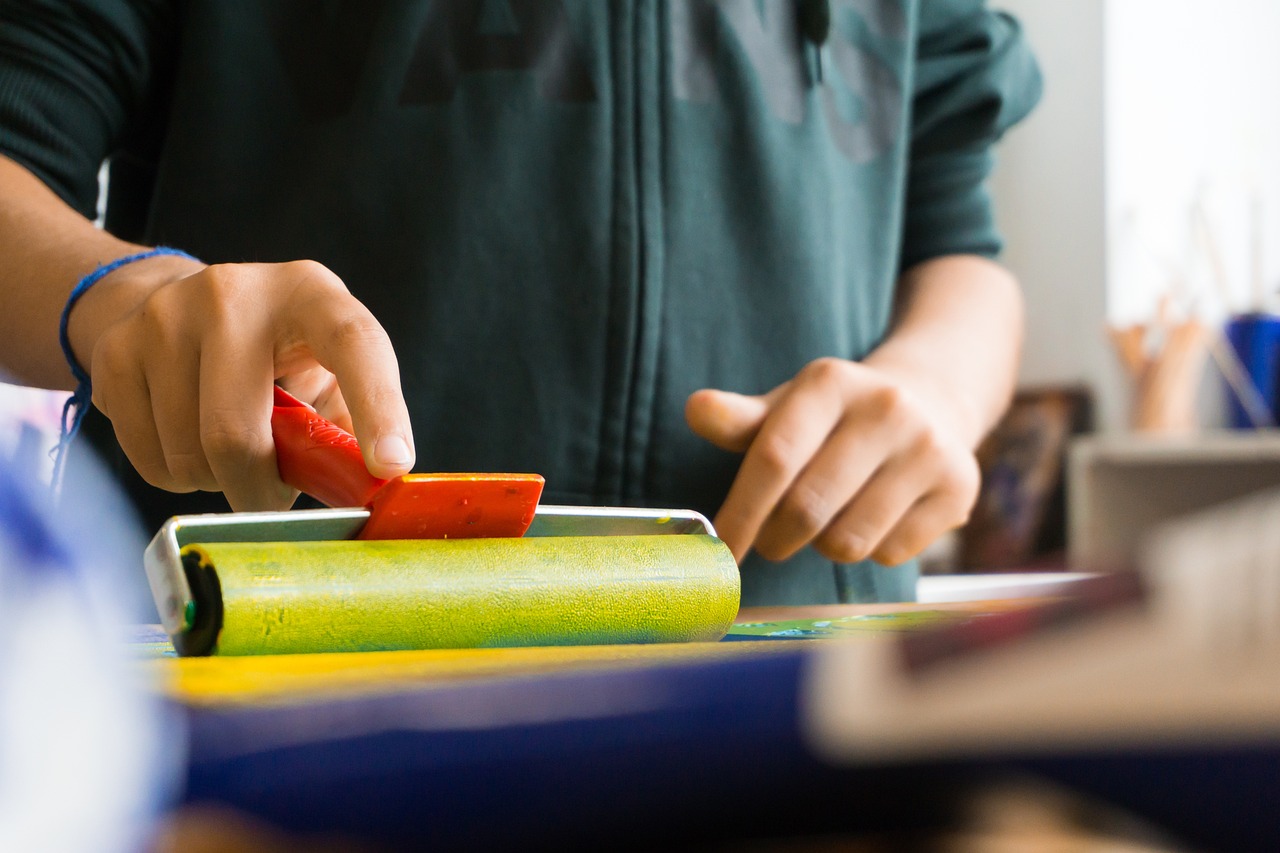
[0,0,1041,604]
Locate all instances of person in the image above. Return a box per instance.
[0,0,1041,605]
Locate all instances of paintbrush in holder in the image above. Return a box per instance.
[1109,300,1210,435]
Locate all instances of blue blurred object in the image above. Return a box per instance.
[0,429,182,851]
[1224,313,1280,428]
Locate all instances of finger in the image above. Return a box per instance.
[714,381,844,563]
[200,327,294,512]
[94,364,191,493]
[279,367,354,434]
[751,416,892,561]
[812,454,935,564]
[288,264,414,479]
[311,373,355,435]
[685,388,775,453]
[867,490,971,567]
[148,350,219,493]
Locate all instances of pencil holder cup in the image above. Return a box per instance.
[1224,313,1280,429]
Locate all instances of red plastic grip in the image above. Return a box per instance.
[358,474,545,540]
[271,386,387,508]
[271,386,546,539]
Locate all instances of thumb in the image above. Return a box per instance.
[685,388,772,453]
[288,271,415,480]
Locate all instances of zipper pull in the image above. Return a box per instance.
[799,0,830,86]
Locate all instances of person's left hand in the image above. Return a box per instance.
[685,357,981,566]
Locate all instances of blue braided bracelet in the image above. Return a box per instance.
[53,247,201,488]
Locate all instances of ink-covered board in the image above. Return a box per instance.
[726,610,969,639]
[148,590,1280,852]
[169,608,1280,853]
[132,602,1028,708]
[140,633,799,707]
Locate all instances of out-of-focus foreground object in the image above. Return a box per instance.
[0,410,180,851]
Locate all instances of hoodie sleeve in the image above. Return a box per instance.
[898,0,1042,272]
[0,0,177,218]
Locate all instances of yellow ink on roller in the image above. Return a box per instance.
[181,534,740,656]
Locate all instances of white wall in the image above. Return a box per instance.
[990,0,1121,428]
[1106,0,1280,323]
[992,0,1280,431]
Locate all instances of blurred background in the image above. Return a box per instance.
[961,0,1280,575]
[995,0,1280,432]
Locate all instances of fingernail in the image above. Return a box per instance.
[374,435,412,467]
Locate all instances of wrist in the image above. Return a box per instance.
[869,256,1022,450]
[66,250,206,378]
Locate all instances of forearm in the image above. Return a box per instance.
[862,254,1023,449]
[0,154,200,390]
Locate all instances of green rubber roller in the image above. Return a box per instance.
[145,506,740,656]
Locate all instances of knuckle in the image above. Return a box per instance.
[200,264,256,307]
[872,520,935,566]
[799,357,848,389]
[163,451,214,491]
[753,539,790,562]
[135,291,173,336]
[871,530,924,566]
[865,383,907,421]
[329,314,390,351]
[872,544,912,567]
[190,264,249,311]
[816,528,871,564]
[150,264,250,333]
[135,469,170,491]
[285,258,330,278]
[751,432,799,477]
[197,262,235,288]
[777,485,831,538]
[909,425,947,460]
[286,259,345,292]
[130,459,163,487]
[90,329,132,378]
[200,415,266,462]
[88,346,140,415]
[361,386,403,420]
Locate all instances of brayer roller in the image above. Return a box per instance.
[143,390,740,657]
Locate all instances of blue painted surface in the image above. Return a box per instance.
[181,647,1280,851]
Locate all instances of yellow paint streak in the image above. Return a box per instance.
[145,641,798,708]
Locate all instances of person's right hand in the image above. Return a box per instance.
[67,256,415,511]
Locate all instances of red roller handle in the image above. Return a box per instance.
[270,386,545,540]
[271,386,386,508]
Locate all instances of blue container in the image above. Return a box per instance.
[1224,313,1280,428]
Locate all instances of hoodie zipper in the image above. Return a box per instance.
[597,1,662,505]
[622,0,656,503]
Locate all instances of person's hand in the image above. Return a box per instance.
[685,357,981,565]
[67,256,414,511]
